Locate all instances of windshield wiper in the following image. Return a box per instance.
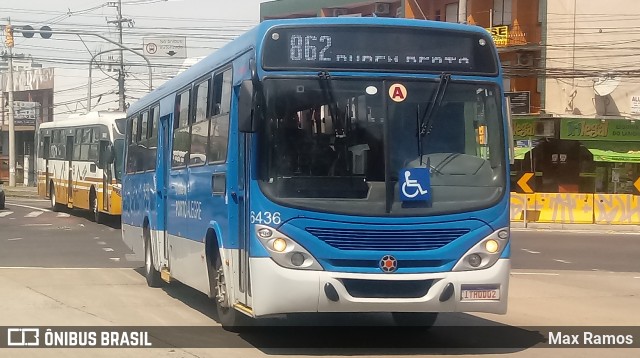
[318,71,350,175]
[317,71,345,139]
[417,73,451,166]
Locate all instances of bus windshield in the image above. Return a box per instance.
[258,78,505,216]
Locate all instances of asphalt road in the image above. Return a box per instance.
[2,198,639,273]
[1,198,639,357]
[0,198,137,268]
[511,228,640,272]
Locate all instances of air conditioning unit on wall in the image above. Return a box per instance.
[516,52,534,66]
[374,3,390,15]
[331,8,348,17]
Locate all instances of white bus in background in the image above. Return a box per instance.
[37,111,126,222]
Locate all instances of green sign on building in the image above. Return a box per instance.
[561,118,640,141]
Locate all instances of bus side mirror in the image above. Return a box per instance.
[108,145,116,164]
[505,96,515,165]
[238,80,258,133]
[97,143,115,169]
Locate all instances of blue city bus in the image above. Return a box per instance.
[122,17,513,329]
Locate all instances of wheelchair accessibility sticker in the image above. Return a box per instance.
[399,168,431,202]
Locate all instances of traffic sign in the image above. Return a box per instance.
[143,36,187,58]
[517,172,535,193]
[634,177,640,193]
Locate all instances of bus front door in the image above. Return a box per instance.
[232,132,252,308]
[66,135,74,205]
[43,136,51,197]
[157,114,171,267]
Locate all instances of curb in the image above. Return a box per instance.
[511,222,640,233]
[6,193,41,199]
[1,188,40,199]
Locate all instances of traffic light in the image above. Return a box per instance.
[4,25,14,48]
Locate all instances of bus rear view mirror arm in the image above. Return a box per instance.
[239,80,258,133]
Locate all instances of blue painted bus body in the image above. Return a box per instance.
[122,17,510,315]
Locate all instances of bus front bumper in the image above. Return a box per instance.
[249,257,510,317]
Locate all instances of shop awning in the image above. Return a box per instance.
[514,147,533,160]
[581,141,640,163]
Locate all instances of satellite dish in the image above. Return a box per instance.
[593,76,620,96]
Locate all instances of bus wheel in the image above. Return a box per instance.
[49,184,63,212]
[90,189,103,224]
[391,312,438,329]
[144,229,163,288]
[214,254,248,331]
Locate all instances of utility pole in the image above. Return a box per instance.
[107,0,130,111]
[5,18,16,187]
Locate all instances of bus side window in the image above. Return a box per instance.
[41,135,50,160]
[139,111,149,171]
[190,79,210,166]
[73,128,82,161]
[126,115,139,174]
[81,128,93,161]
[147,105,159,171]
[173,89,191,168]
[208,68,232,164]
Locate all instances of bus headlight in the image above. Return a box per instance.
[453,228,509,272]
[485,239,499,253]
[272,238,287,252]
[254,224,324,271]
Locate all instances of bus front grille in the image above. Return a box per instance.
[340,279,435,298]
[306,227,470,251]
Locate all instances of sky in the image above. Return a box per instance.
[1,0,268,116]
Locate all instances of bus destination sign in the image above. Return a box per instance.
[262,26,498,75]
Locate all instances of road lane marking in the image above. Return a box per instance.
[554,259,572,264]
[5,202,51,212]
[0,211,14,217]
[57,213,70,218]
[25,211,43,218]
[22,223,53,227]
[97,241,106,245]
[0,267,134,270]
[102,248,114,252]
[7,238,23,241]
[109,258,121,262]
[512,272,560,276]
[521,248,540,254]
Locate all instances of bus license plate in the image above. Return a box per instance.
[460,286,500,301]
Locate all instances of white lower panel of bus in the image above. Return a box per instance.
[249,258,510,317]
[122,224,143,262]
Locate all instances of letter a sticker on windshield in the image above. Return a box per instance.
[389,84,408,102]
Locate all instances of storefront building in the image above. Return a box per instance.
[513,117,640,195]
[0,67,54,184]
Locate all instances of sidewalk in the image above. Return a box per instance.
[0,185,40,199]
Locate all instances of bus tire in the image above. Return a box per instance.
[391,312,438,329]
[49,184,64,212]
[90,188,103,224]
[144,227,163,288]
[213,253,249,331]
